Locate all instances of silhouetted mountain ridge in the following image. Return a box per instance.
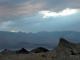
[0,31,80,49]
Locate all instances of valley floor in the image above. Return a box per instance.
[0,53,80,60]
[0,53,54,60]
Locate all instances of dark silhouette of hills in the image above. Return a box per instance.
[16,48,29,54]
[31,47,49,53]
[0,38,79,60]
[0,38,80,60]
[0,49,16,54]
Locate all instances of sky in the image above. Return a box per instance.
[0,0,80,33]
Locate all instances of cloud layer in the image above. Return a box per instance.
[0,0,80,18]
[0,0,80,32]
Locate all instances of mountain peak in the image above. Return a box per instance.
[59,38,70,44]
[16,48,29,54]
[58,38,74,48]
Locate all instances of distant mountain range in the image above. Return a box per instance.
[0,31,80,49]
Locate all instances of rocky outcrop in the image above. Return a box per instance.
[52,38,80,60]
[57,38,80,55]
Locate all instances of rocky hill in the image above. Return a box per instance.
[52,38,80,60]
[0,38,80,60]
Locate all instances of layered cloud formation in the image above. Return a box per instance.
[0,0,80,32]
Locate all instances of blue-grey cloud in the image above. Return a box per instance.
[0,0,80,32]
[0,12,80,33]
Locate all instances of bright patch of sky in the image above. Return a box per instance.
[39,8,79,18]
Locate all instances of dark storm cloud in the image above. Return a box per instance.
[0,0,80,20]
[0,0,45,22]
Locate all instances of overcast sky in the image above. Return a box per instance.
[0,0,80,33]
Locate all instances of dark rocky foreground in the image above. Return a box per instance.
[0,38,80,60]
[51,38,80,60]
